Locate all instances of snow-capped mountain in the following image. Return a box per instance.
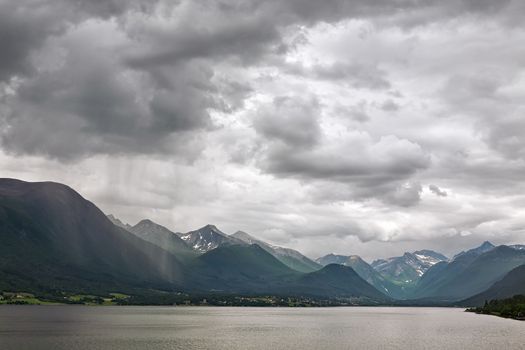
[231,231,320,273]
[412,250,449,271]
[371,250,448,284]
[176,224,245,253]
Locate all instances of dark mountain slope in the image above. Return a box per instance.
[231,231,320,273]
[452,241,495,260]
[186,244,388,302]
[0,178,186,294]
[461,264,525,306]
[412,241,497,299]
[107,214,132,230]
[292,264,389,301]
[413,245,525,301]
[187,244,298,293]
[316,254,405,299]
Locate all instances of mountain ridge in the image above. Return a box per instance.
[371,249,448,285]
[412,244,525,301]
[2,178,524,306]
[231,231,321,273]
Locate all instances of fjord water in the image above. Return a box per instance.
[1,306,524,350]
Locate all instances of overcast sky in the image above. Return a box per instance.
[1,0,525,261]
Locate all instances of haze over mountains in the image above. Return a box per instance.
[1,178,524,306]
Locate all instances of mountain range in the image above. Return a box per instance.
[1,178,524,306]
[411,244,525,301]
[370,250,448,285]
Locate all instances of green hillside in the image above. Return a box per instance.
[0,178,186,295]
[461,264,525,306]
[413,246,525,301]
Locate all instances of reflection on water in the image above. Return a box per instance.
[0,306,524,350]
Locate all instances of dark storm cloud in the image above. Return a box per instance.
[124,15,282,68]
[0,2,65,81]
[0,0,157,82]
[2,0,525,160]
[254,96,321,148]
[259,134,430,203]
[269,0,525,29]
[0,24,214,159]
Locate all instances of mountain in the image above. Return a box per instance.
[412,245,525,301]
[293,264,390,301]
[129,219,196,260]
[371,250,448,285]
[231,231,321,273]
[413,242,496,299]
[461,264,525,306]
[188,244,298,293]
[0,178,185,294]
[176,224,245,253]
[316,254,406,299]
[452,241,495,260]
[8,177,524,306]
[189,244,388,301]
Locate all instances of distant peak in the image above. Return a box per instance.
[203,224,218,230]
[136,218,156,226]
[480,241,495,248]
[453,240,496,260]
[198,224,227,236]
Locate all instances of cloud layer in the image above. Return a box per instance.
[1,0,525,260]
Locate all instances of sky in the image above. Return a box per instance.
[1,0,525,262]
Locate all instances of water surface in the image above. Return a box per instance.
[0,306,524,349]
